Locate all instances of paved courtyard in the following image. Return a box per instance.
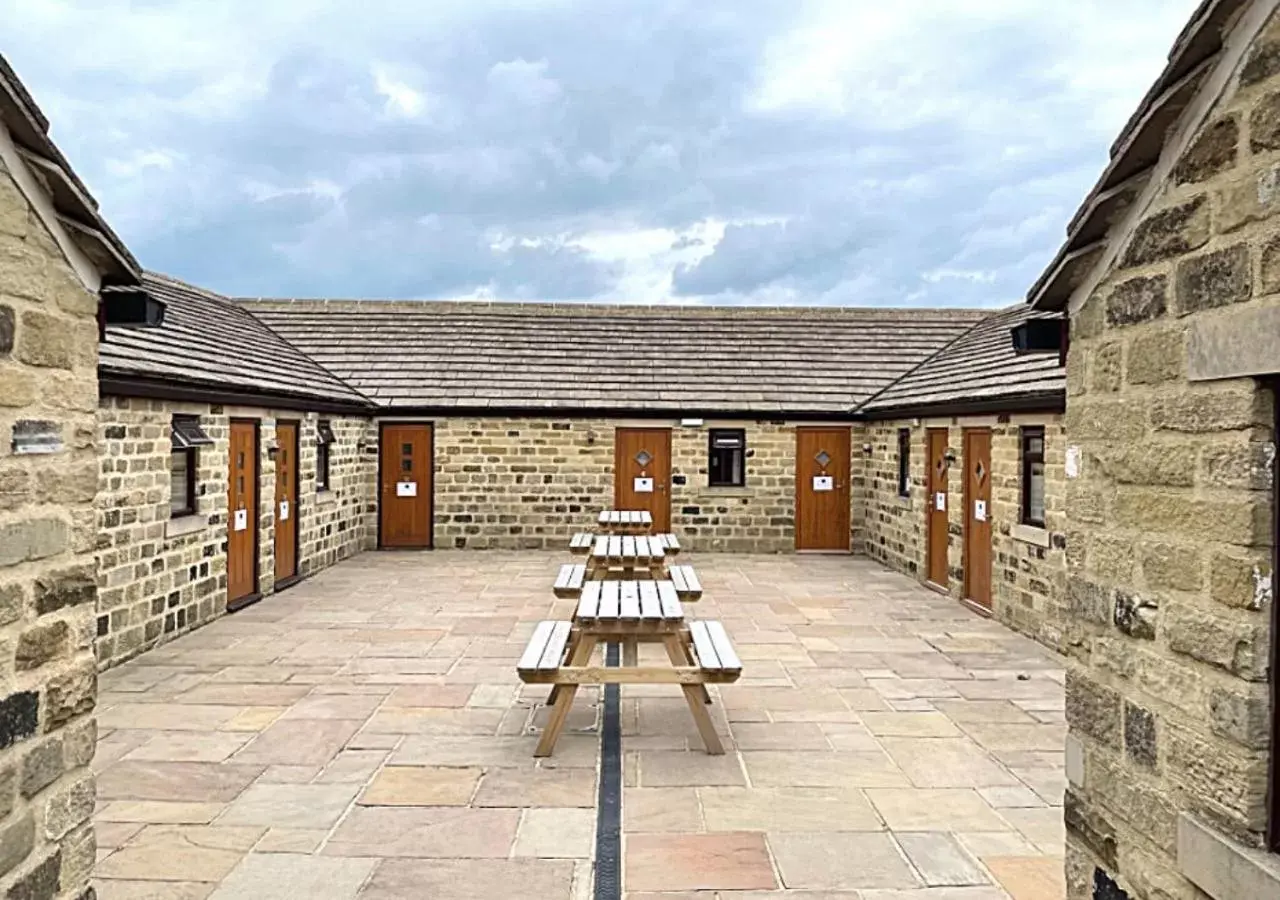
[92,552,1066,900]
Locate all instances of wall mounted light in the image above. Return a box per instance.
[585,430,598,445]
[943,448,958,465]
[862,443,873,455]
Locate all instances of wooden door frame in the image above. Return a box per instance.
[274,419,302,590]
[612,426,673,531]
[961,427,992,614]
[1267,378,1279,852]
[794,425,852,553]
[228,418,261,612]
[925,428,949,591]
[376,420,435,550]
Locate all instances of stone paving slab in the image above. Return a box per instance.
[92,551,1065,899]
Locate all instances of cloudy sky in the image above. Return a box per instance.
[4,0,1200,306]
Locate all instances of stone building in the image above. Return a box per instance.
[0,53,144,900]
[94,274,375,668]
[857,305,1069,649]
[1027,0,1280,896]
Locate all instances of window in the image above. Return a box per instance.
[897,428,911,497]
[170,415,212,517]
[316,420,335,491]
[1021,426,1046,527]
[708,429,745,487]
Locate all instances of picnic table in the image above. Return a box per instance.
[518,579,740,756]
[553,558,701,600]
[597,509,653,534]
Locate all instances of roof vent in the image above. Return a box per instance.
[1011,317,1064,355]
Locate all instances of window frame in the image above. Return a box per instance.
[170,447,197,518]
[707,428,746,488]
[316,419,335,492]
[896,428,911,498]
[169,415,211,519]
[1020,426,1047,528]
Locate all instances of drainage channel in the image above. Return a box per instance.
[593,642,622,900]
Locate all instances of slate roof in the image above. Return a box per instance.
[241,300,988,414]
[99,274,372,408]
[860,304,1065,416]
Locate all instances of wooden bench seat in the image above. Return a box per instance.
[656,533,681,554]
[688,621,742,677]
[668,564,702,599]
[516,621,573,677]
[553,563,587,597]
[568,532,594,554]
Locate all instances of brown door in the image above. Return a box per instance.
[614,428,672,531]
[274,421,299,584]
[963,428,993,609]
[380,423,433,548]
[795,426,851,551]
[926,428,950,586]
[227,420,259,607]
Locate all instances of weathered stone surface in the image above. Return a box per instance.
[1201,440,1275,491]
[1249,89,1280,152]
[1209,686,1270,750]
[1112,491,1268,546]
[15,310,75,369]
[32,567,95,617]
[43,661,96,729]
[1066,577,1110,626]
[1241,35,1280,86]
[1064,789,1117,869]
[1140,542,1203,591]
[42,775,93,841]
[0,304,12,357]
[1090,343,1122,393]
[1123,702,1157,769]
[0,584,24,627]
[0,368,36,408]
[1165,723,1269,832]
[1065,669,1120,748]
[7,849,60,900]
[1164,603,1267,680]
[19,736,62,797]
[1175,115,1239,184]
[0,693,38,751]
[1092,444,1193,488]
[1174,245,1252,316]
[1120,196,1210,269]
[1112,592,1157,640]
[1105,275,1167,328]
[1215,164,1280,232]
[0,813,33,879]
[1209,551,1271,610]
[0,519,68,568]
[15,621,68,672]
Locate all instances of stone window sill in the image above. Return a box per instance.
[1179,814,1280,900]
[166,514,206,539]
[1011,523,1050,548]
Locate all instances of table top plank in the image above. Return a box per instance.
[620,581,641,620]
[600,581,621,619]
[638,581,661,620]
[657,582,683,619]
[578,582,602,620]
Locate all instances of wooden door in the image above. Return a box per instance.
[274,421,299,584]
[795,426,851,551]
[963,428,993,609]
[613,428,671,531]
[380,423,433,548]
[926,428,950,586]
[227,420,259,607]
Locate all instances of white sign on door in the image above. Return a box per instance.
[812,475,834,492]
[935,492,946,511]
[397,481,417,497]
[233,509,248,532]
[279,500,289,521]
[974,499,987,521]
[633,477,654,493]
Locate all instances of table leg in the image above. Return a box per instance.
[535,635,598,757]
[547,630,584,708]
[661,636,723,755]
[622,638,638,667]
[674,632,712,705]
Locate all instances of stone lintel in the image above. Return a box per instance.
[1187,304,1280,382]
[1178,813,1280,900]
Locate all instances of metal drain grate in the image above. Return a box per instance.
[594,642,622,900]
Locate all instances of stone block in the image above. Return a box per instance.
[1241,32,1280,86]
[1092,444,1193,488]
[1105,275,1167,327]
[15,621,68,672]
[32,567,95,616]
[0,813,33,880]
[1201,440,1275,490]
[19,735,63,797]
[1209,686,1269,750]
[1139,542,1203,591]
[0,584,24,626]
[1065,669,1120,747]
[1151,386,1268,433]
[1166,723,1268,832]
[1165,602,1268,680]
[1174,244,1251,316]
[1119,196,1210,269]
[1216,163,1280,233]
[0,367,36,408]
[1122,702,1157,768]
[1112,591,1157,640]
[15,310,75,369]
[0,519,68,568]
[1178,813,1280,900]
[44,661,95,730]
[1112,491,1268,547]
[1125,327,1185,385]
[1249,89,1280,152]
[7,848,60,900]
[42,774,94,841]
[0,693,38,751]
[1090,343,1122,393]
[1174,115,1238,184]
[1064,789,1118,869]
[1210,551,1272,610]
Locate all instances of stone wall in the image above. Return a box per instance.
[862,414,1068,650]
[0,155,101,898]
[95,397,372,669]
[1061,14,1280,899]
[432,417,857,552]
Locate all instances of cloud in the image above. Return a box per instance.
[0,0,1202,305]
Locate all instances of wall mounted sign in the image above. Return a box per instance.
[11,420,62,455]
[974,500,987,521]
[633,477,654,493]
[812,475,834,492]
[233,509,248,531]
[935,492,946,511]
[279,500,289,521]
[397,481,418,497]
[1065,446,1081,479]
